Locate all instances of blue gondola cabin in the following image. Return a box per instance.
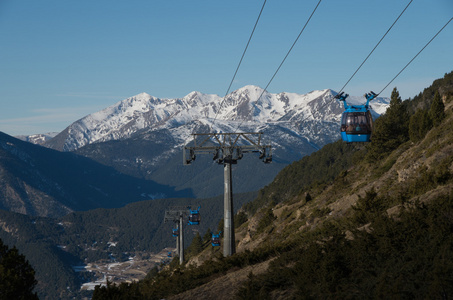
[172,227,179,237]
[211,232,221,247]
[336,91,376,143]
[188,206,201,225]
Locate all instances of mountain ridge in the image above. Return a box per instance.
[10,86,391,202]
[39,86,390,152]
[1,85,391,215]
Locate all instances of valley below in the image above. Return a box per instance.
[78,248,175,291]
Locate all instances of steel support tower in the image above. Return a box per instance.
[183,132,271,256]
[175,223,180,257]
[164,206,188,264]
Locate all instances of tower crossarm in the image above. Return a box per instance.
[183,132,272,165]
[181,132,272,256]
[164,206,189,222]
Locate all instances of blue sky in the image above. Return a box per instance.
[1,0,452,136]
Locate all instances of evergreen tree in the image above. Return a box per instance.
[236,271,262,300]
[305,192,312,203]
[203,228,213,244]
[187,232,203,257]
[429,91,445,126]
[234,211,248,228]
[92,280,141,300]
[217,219,224,235]
[0,239,39,300]
[256,203,277,233]
[367,87,409,160]
[409,108,432,142]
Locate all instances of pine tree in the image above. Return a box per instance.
[429,91,445,126]
[234,211,248,228]
[0,239,39,300]
[203,228,213,244]
[409,108,432,142]
[187,232,203,256]
[366,87,409,160]
[217,219,224,235]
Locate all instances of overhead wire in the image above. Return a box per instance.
[235,0,323,132]
[377,17,453,95]
[337,0,413,95]
[292,0,415,126]
[212,0,267,126]
[294,15,453,133]
[215,1,449,138]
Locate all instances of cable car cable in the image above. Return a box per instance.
[377,17,453,96]
[212,0,267,125]
[235,0,323,131]
[337,0,413,95]
[235,0,408,132]
[289,0,414,131]
[332,17,453,143]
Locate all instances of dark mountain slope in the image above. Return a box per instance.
[0,132,190,217]
[0,210,81,299]
[243,140,365,214]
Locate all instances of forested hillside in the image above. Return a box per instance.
[0,192,256,299]
[0,132,190,217]
[92,72,453,299]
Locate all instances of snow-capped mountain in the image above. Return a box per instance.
[16,132,59,145]
[14,86,390,199]
[44,86,390,152]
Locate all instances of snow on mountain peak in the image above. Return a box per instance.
[137,92,151,98]
[232,85,267,101]
[48,86,390,151]
[235,85,264,93]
